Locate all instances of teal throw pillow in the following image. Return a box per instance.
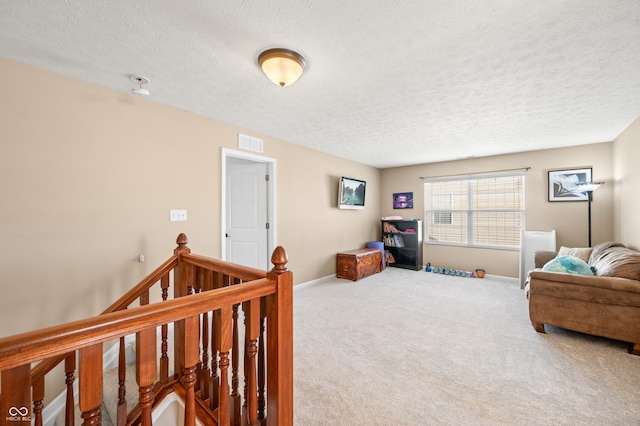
[542,255,595,276]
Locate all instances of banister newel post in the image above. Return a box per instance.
[136,327,157,425]
[0,364,31,426]
[182,315,200,426]
[79,344,103,426]
[269,246,288,275]
[175,233,190,255]
[266,246,293,426]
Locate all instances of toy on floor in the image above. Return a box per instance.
[427,265,478,278]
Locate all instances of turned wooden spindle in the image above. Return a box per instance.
[200,269,214,400]
[231,303,241,424]
[216,305,232,425]
[243,335,249,411]
[257,314,266,422]
[218,351,231,425]
[182,365,198,426]
[209,305,220,411]
[33,376,44,426]
[245,338,259,426]
[191,270,202,396]
[117,336,127,425]
[160,271,170,382]
[243,298,260,426]
[65,352,76,426]
[161,272,170,302]
[200,308,211,401]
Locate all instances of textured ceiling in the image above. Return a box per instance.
[1,1,639,168]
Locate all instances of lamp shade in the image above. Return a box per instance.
[576,182,604,192]
[258,48,306,87]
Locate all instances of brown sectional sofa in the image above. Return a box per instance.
[526,241,640,355]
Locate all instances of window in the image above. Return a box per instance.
[423,172,524,250]
[432,194,452,225]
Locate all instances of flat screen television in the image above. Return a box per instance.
[338,176,366,210]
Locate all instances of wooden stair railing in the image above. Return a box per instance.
[0,234,293,426]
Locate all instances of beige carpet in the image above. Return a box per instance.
[293,267,640,425]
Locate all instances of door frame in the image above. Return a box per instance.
[221,148,277,268]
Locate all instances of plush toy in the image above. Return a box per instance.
[542,255,595,276]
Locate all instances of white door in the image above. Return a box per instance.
[226,159,268,269]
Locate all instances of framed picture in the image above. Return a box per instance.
[393,192,413,209]
[548,168,592,201]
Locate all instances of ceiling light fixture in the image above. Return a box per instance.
[130,74,150,96]
[258,48,306,87]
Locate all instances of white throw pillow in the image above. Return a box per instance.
[557,246,593,263]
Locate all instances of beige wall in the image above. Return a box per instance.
[613,115,640,249]
[1,54,635,338]
[0,57,381,336]
[381,143,614,277]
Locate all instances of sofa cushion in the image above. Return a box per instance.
[534,251,558,269]
[588,241,626,264]
[557,246,592,263]
[590,246,640,280]
[542,256,594,276]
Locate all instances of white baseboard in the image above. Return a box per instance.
[484,274,520,285]
[293,274,336,291]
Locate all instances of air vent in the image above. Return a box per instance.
[238,134,264,153]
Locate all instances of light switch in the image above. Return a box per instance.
[170,209,187,222]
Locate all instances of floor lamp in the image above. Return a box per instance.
[576,181,604,247]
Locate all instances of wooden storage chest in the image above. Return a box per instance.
[336,248,383,281]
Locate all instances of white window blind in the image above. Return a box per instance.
[423,172,524,250]
[432,194,452,224]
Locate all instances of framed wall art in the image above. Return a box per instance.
[393,192,413,209]
[548,168,592,201]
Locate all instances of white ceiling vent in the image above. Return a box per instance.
[238,133,264,153]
